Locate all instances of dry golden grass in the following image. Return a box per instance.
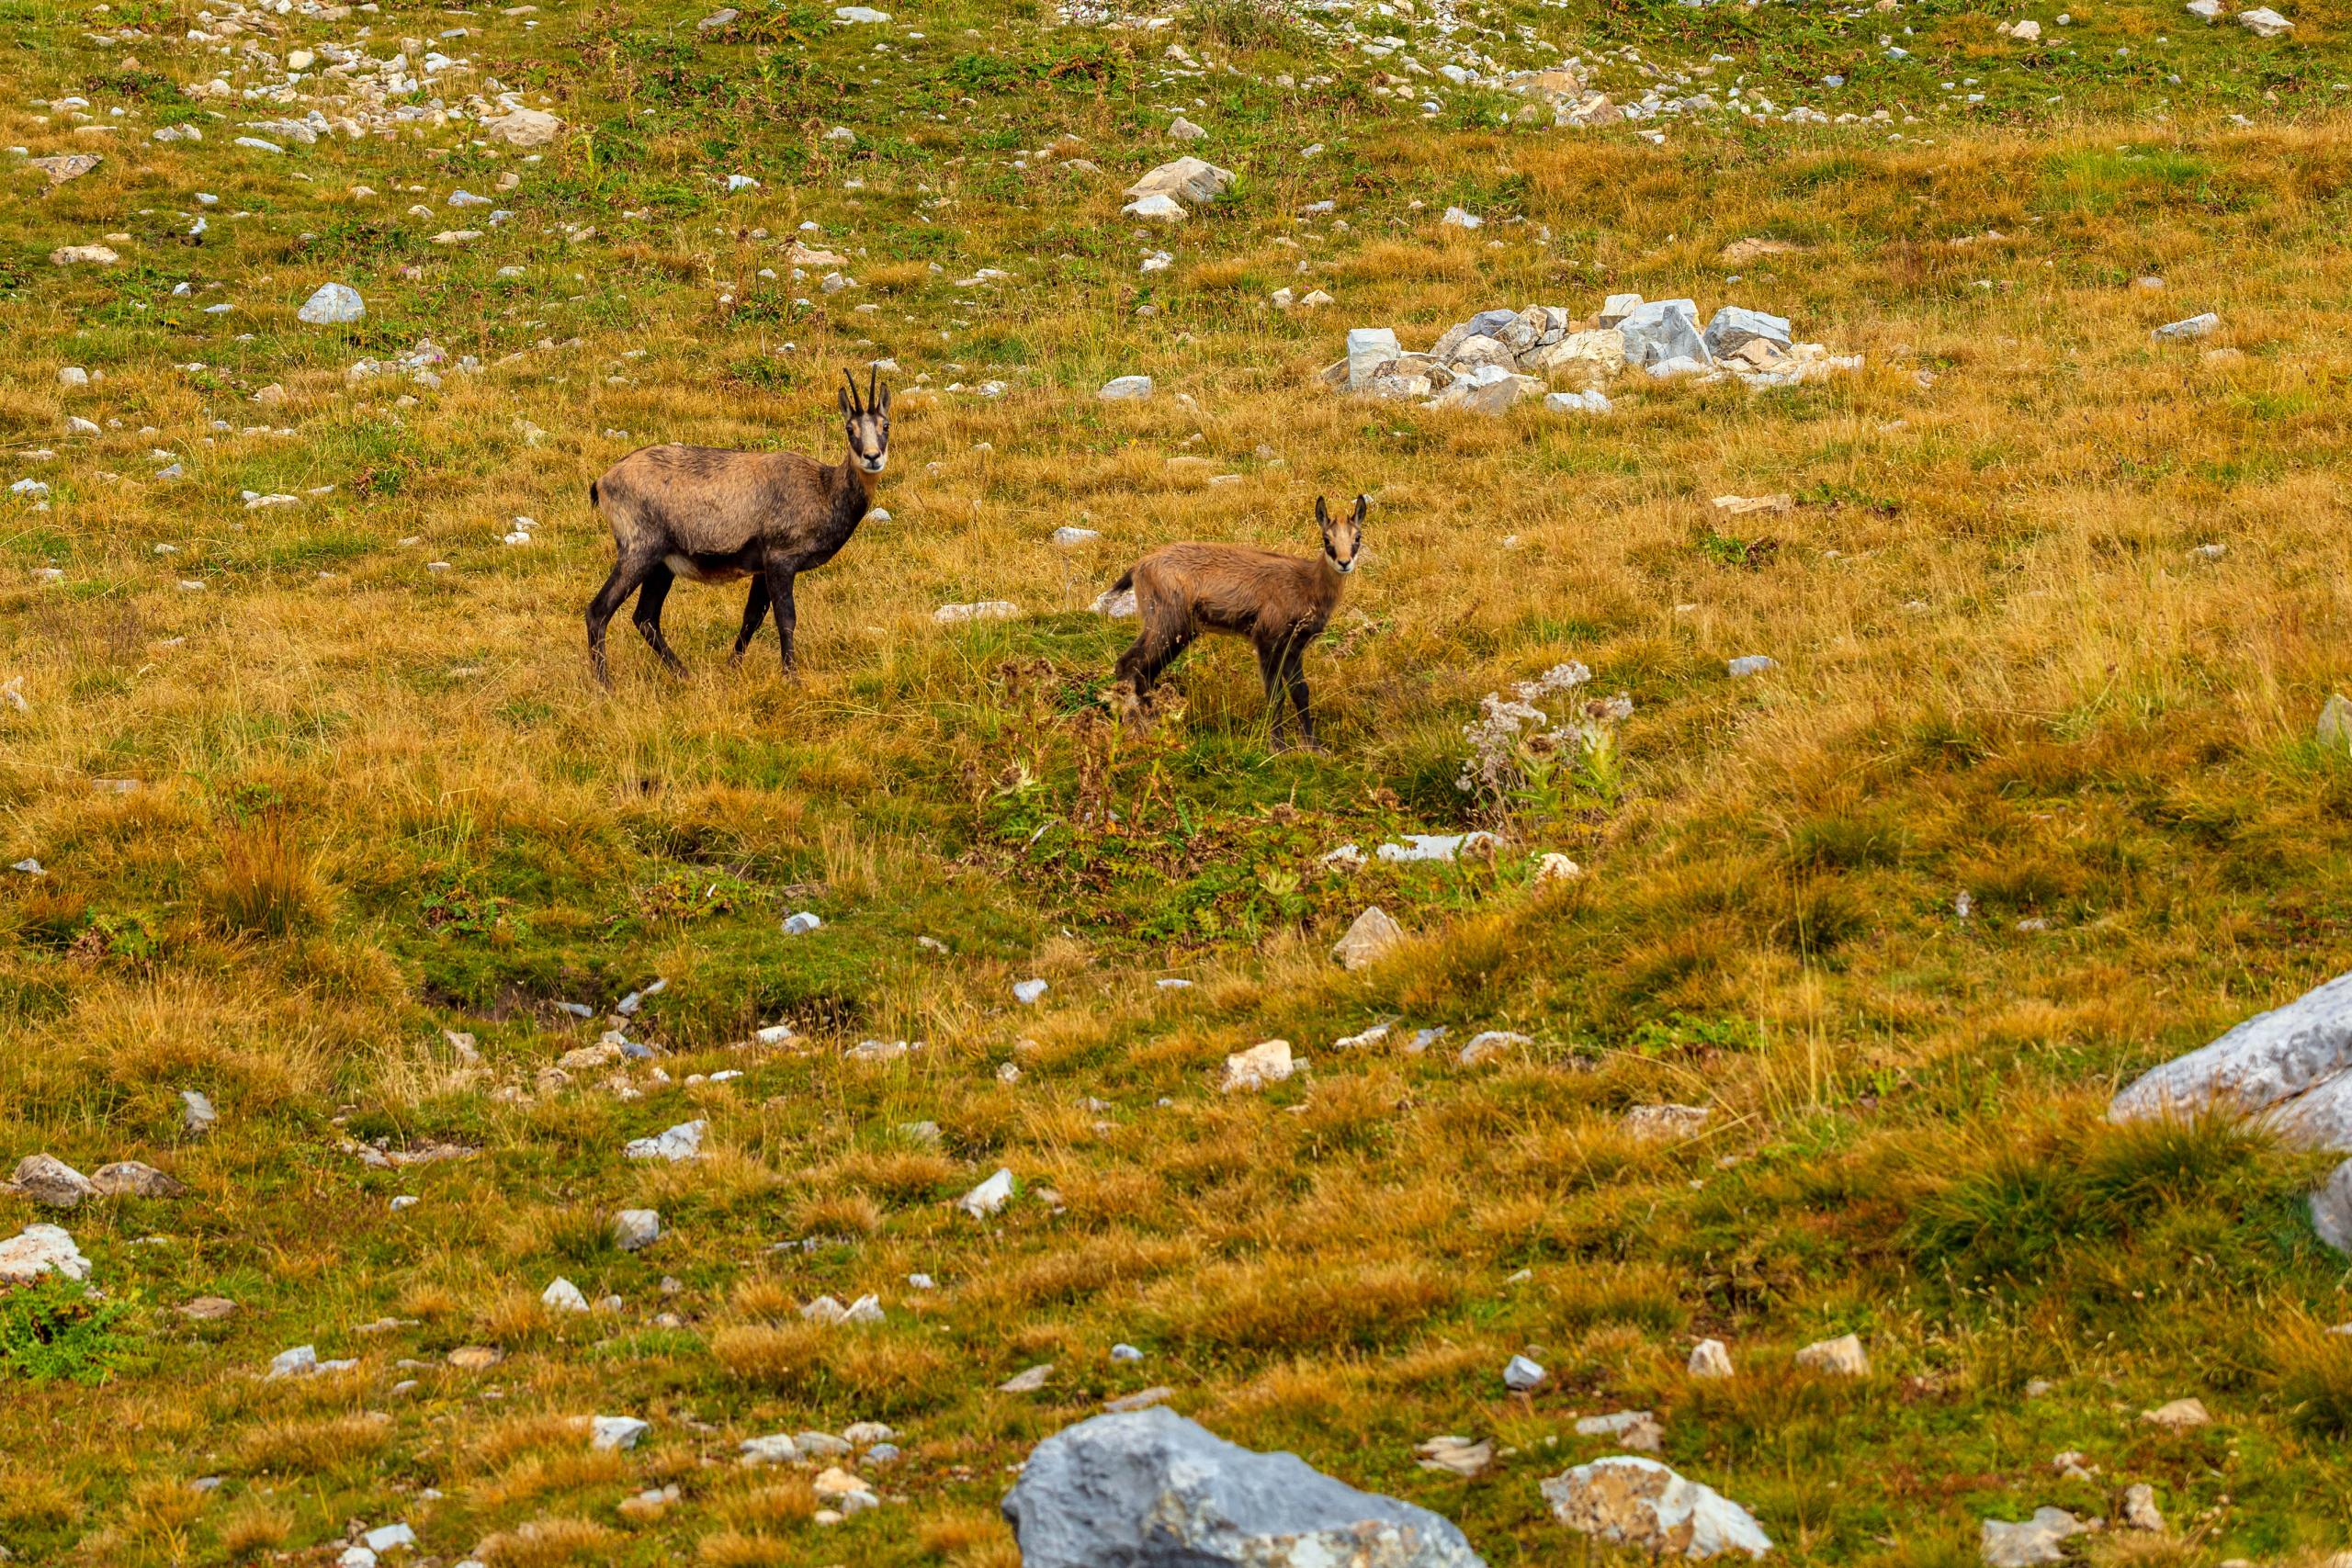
[475,1517,620,1567]
[232,1413,393,1476]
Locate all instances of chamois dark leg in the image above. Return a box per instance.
[762,555,799,675]
[729,577,772,664]
[1121,625,1193,705]
[585,548,662,686]
[1115,612,1183,707]
[1255,639,1291,747]
[1283,645,1319,750]
[631,565,688,675]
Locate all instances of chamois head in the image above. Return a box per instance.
[1315,494,1366,575]
[839,368,892,475]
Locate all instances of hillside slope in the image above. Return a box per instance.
[5,0,2352,1560]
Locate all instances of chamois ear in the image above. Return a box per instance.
[876,383,892,418]
[1352,494,1369,525]
[1315,495,1330,529]
[838,386,852,421]
[841,368,862,414]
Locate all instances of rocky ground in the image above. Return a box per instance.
[6,0,2352,1561]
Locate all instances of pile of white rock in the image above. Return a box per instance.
[1329,293,1860,414]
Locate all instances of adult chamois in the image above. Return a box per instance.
[584,369,892,683]
[1108,494,1366,750]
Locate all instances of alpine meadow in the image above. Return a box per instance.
[7,0,2352,1559]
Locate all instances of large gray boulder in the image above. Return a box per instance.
[1001,1407,1487,1568]
[1617,299,1708,367]
[2108,969,2352,1152]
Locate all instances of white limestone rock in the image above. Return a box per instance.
[1541,1454,1770,1560]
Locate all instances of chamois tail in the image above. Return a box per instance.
[1110,567,1134,593]
[588,479,601,510]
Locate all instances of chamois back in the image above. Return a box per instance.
[592,445,839,559]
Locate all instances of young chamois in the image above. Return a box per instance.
[1109,494,1366,750]
[583,369,892,683]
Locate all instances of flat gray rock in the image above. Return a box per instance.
[1002,1407,1486,1567]
[2109,969,2352,1151]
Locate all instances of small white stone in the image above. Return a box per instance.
[1220,1039,1295,1092]
[543,1277,590,1313]
[591,1415,650,1451]
[959,1168,1015,1218]
[1794,1333,1871,1377]
[1688,1338,1736,1379]
[623,1119,705,1162]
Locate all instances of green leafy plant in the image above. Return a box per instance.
[0,1279,140,1385]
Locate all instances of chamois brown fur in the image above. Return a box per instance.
[1111,495,1366,749]
[584,369,891,682]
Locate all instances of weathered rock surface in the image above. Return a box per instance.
[1794,1334,1870,1377]
[1540,1454,1770,1560]
[2318,694,2352,750]
[1618,299,1709,367]
[960,1167,1015,1218]
[9,1155,97,1208]
[1333,907,1405,970]
[1623,1103,1711,1142]
[484,107,563,147]
[2316,1157,2352,1253]
[1416,1436,1493,1477]
[30,153,103,186]
[2139,1396,2211,1429]
[0,1224,89,1286]
[1576,1411,1665,1452]
[90,1161,188,1199]
[2151,311,2219,342]
[1125,156,1234,206]
[591,1415,650,1450]
[2109,968,2352,1151]
[1979,1507,2085,1566]
[1220,1039,1295,1092]
[1001,1407,1487,1567]
[1701,306,1792,359]
[624,1120,706,1161]
[298,282,365,324]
